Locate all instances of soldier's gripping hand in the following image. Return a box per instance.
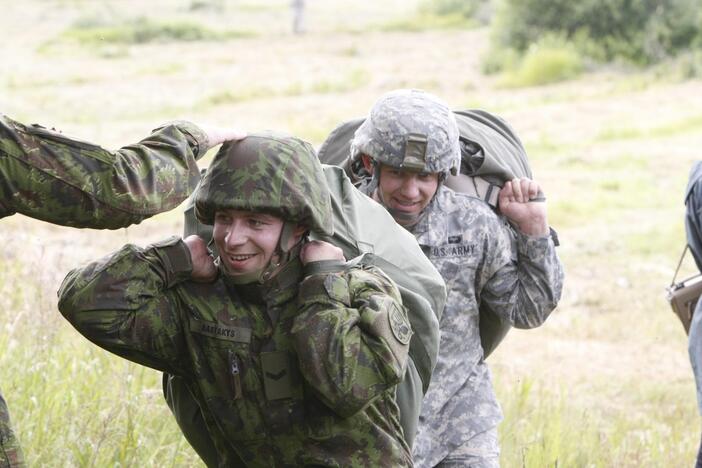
[198,124,247,149]
[498,178,549,237]
[184,235,217,282]
[300,240,346,265]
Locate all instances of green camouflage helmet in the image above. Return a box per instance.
[195,133,333,236]
[350,89,460,177]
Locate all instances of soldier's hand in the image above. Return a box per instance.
[498,178,549,236]
[300,240,345,265]
[184,235,217,282]
[200,125,247,150]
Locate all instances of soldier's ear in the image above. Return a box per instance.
[360,154,374,172]
[292,224,307,238]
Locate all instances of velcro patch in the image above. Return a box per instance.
[261,351,299,400]
[448,235,462,244]
[389,303,412,345]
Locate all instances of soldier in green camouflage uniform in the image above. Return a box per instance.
[58,133,414,467]
[0,113,243,468]
[351,89,564,467]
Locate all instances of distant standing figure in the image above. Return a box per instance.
[291,0,306,34]
[685,161,702,468]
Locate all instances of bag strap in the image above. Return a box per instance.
[444,174,501,207]
[671,244,691,286]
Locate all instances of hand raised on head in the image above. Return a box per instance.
[300,240,346,265]
[184,235,217,282]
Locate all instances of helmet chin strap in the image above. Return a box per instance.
[219,221,304,285]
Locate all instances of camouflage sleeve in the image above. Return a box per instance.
[291,262,412,418]
[481,225,564,329]
[0,114,209,229]
[0,391,25,468]
[57,237,193,373]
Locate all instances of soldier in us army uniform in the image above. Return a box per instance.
[0,113,244,467]
[350,89,565,467]
[58,133,415,467]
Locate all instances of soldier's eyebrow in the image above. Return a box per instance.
[248,212,279,223]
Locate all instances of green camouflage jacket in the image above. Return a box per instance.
[0,393,23,468]
[58,236,413,467]
[0,114,208,228]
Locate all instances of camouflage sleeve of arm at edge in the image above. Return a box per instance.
[291,263,411,418]
[57,236,193,373]
[0,392,25,468]
[482,226,564,329]
[0,114,209,229]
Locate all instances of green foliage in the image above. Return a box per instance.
[379,13,476,31]
[652,49,702,80]
[499,36,583,87]
[60,16,251,45]
[379,0,489,31]
[481,46,520,75]
[188,0,225,11]
[491,0,702,65]
[419,0,480,19]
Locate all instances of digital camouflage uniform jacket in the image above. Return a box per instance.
[0,114,208,228]
[369,186,564,467]
[58,237,414,467]
[0,115,209,468]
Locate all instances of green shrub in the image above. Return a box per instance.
[481,46,520,75]
[61,16,250,45]
[379,13,476,31]
[381,0,490,31]
[419,0,481,19]
[498,36,584,86]
[508,37,583,86]
[491,0,702,65]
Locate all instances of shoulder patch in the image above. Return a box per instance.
[388,303,412,345]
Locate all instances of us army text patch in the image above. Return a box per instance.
[431,243,476,258]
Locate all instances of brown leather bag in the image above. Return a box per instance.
[667,245,702,334]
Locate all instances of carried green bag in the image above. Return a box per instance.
[316,109,537,358]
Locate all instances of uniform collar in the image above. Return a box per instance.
[221,257,302,307]
[411,185,450,248]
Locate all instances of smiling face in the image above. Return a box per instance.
[375,164,440,226]
[213,209,287,277]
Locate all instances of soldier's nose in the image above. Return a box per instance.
[400,178,420,198]
[225,227,247,248]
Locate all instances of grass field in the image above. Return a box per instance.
[2,1,702,466]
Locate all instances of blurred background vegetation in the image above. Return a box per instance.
[1,0,702,466]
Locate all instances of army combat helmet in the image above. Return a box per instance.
[195,132,333,282]
[350,89,460,179]
[350,89,461,224]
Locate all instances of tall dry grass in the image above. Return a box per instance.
[1,0,702,466]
